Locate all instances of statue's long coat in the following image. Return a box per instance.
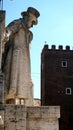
[3,19,33,101]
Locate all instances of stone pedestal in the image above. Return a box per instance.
[27,106,60,130]
[0,105,60,130]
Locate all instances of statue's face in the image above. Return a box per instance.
[26,13,38,28]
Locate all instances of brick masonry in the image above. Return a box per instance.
[41,44,73,130]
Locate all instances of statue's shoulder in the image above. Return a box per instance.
[7,19,21,28]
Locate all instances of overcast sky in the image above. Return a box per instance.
[3,0,73,99]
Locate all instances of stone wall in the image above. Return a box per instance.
[0,105,60,130]
[27,106,60,130]
[0,10,5,104]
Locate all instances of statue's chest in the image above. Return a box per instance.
[14,28,30,48]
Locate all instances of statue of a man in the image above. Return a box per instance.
[2,7,40,105]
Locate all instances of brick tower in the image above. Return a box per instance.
[41,44,73,130]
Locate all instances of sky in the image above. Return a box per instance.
[2,0,73,99]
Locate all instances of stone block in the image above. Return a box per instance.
[0,105,60,130]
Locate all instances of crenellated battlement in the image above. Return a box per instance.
[43,44,71,51]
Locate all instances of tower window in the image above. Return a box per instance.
[66,88,72,95]
[61,61,67,67]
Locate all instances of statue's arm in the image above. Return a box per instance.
[7,19,22,35]
[4,19,22,42]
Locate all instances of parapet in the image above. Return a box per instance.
[51,45,56,50]
[44,44,49,50]
[43,44,71,51]
[58,45,63,50]
[65,46,70,50]
[52,45,70,51]
[42,45,72,57]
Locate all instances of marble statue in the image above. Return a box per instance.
[2,7,40,105]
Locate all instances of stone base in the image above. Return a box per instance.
[0,104,60,130]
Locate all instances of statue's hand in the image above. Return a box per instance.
[3,33,9,43]
[3,30,11,43]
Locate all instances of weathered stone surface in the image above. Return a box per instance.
[0,105,60,130]
[27,106,60,130]
[0,11,5,63]
[0,11,5,104]
[27,106,60,119]
[4,105,26,130]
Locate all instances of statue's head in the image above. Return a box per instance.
[21,7,40,28]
